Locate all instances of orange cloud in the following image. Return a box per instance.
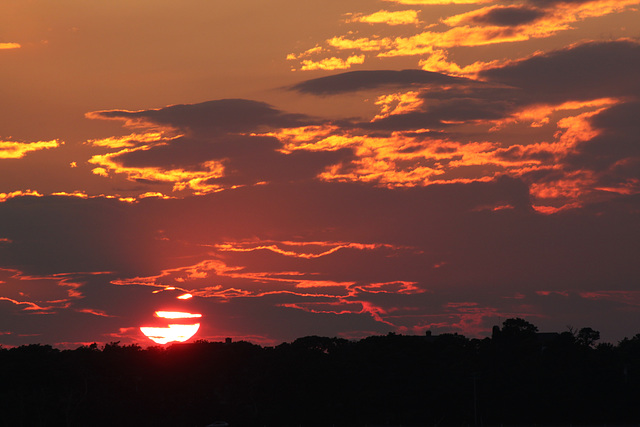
[0,269,85,313]
[88,148,225,195]
[297,54,365,71]
[0,190,42,202]
[493,98,619,129]
[84,110,178,133]
[347,10,421,25]
[286,45,324,60]
[381,22,567,57]
[418,47,502,76]
[0,297,49,311]
[328,36,394,51]
[290,0,640,73]
[86,132,176,149]
[0,43,20,50]
[76,308,113,317]
[216,240,406,259]
[0,139,61,159]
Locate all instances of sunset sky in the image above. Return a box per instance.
[1,0,639,347]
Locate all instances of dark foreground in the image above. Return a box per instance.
[0,319,639,427]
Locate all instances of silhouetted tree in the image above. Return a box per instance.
[500,317,538,338]
[576,326,601,348]
[1,324,639,426]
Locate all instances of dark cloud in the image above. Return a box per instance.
[470,6,546,26]
[90,99,315,135]
[341,40,640,133]
[566,100,640,175]
[480,40,640,104]
[112,134,355,185]
[90,99,355,187]
[289,69,471,95]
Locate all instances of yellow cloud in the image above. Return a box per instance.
[289,0,640,74]
[299,55,365,71]
[328,36,394,51]
[418,47,502,76]
[348,10,421,25]
[0,43,21,50]
[286,45,324,60]
[0,190,42,202]
[86,132,176,148]
[0,140,61,159]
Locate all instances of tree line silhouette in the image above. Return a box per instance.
[0,318,638,426]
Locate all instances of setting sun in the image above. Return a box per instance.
[139,323,201,345]
[139,310,203,344]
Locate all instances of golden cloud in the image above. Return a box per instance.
[297,54,365,71]
[347,10,421,25]
[0,190,42,202]
[86,132,176,149]
[0,43,21,50]
[289,0,640,73]
[0,139,61,159]
[88,148,225,195]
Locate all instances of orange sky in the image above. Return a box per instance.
[1,0,639,347]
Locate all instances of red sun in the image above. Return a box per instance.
[140,310,202,344]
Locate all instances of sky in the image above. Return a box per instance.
[1,0,639,348]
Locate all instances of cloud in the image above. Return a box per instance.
[527,0,621,5]
[347,10,421,26]
[0,140,61,159]
[289,69,471,95]
[454,5,547,26]
[0,43,21,50]
[563,101,640,193]
[87,99,315,136]
[87,99,353,192]
[98,135,354,188]
[297,55,365,71]
[480,39,640,104]
[284,39,640,208]
[287,0,639,72]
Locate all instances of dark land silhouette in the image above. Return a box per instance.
[0,318,639,427]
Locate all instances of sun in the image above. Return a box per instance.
[140,310,203,344]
